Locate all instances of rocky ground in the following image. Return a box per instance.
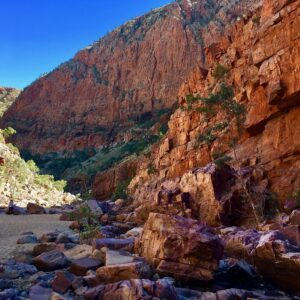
[0,196,299,299]
[0,215,72,263]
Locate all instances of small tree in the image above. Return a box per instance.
[1,127,16,140]
[0,158,29,200]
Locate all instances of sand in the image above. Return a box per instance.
[0,214,71,263]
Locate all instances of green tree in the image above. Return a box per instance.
[1,127,16,140]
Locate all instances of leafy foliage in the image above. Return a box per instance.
[0,130,68,201]
[212,64,229,81]
[111,178,132,201]
[147,162,157,175]
[212,151,233,168]
[1,127,16,140]
[67,205,101,241]
[252,15,261,25]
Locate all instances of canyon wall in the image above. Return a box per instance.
[2,0,260,154]
[129,0,300,224]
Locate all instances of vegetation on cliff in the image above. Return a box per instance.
[0,87,20,117]
[0,128,76,207]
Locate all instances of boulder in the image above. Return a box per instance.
[27,203,45,214]
[105,249,135,266]
[96,261,151,283]
[0,279,13,290]
[55,233,70,244]
[223,229,300,292]
[40,231,60,243]
[52,271,76,293]
[83,274,103,288]
[124,227,143,238]
[33,250,69,271]
[17,234,38,244]
[0,289,18,299]
[279,224,300,247]
[93,238,135,252]
[69,258,102,276]
[290,210,300,225]
[64,244,93,261]
[137,213,224,282]
[29,284,53,300]
[32,243,65,257]
[83,278,177,299]
[86,200,103,216]
[5,203,26,215]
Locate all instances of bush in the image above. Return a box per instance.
[111,178,132,201]
[26,160,39,172]
[147,163,157,175]
[53,180,67,192]
[2,127,16,140]
[252,16,261,25]
[67,205,101,241]
[212,64,229,81]
[6,143,20,155]
[212,152,232,168]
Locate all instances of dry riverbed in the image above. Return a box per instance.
[0,214,71,263]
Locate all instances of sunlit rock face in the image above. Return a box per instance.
[130,0,300,207]
[1,0,260,153]
[0,87,21,117]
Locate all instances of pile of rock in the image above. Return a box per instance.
[2,202,300,299]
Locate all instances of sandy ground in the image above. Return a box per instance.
[0,214,72,263]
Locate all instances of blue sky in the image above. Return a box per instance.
[0,0,171,89]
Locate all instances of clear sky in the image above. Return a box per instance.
[0,0,171,89]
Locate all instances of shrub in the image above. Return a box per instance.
[53,180,67,192]
[252,16,261,25]
[111,178,132,200]
[1,127,16,140]
[147,163,157,175]
[26,160,39,172]
[212,64,229,81]
[212,152,232,168]
[262,192,279,220]
[67,205,101,241]
[6,143,20,155]
[197,130,217,145]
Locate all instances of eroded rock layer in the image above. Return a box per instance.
[2,0,260,153]
[130,0,300,215]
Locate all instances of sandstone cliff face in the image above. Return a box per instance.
[129,0,300,224]
[0,87,21,118]
[2,0,260,154]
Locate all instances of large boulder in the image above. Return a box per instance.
[83,278,177,299]
[223,229,300,292]
[33,250,69,271]
[26,203,45,214]
[96,261,151,283]
[52,270,76,294]
[29,285,53,300]
[93,238,135,252]
[137,213,224,282]
[69,258,102,276]
[132,163,258,227]
[64,244,93,261]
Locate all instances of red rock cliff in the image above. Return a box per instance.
[129,0,300,224]
[2,0,260,153]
